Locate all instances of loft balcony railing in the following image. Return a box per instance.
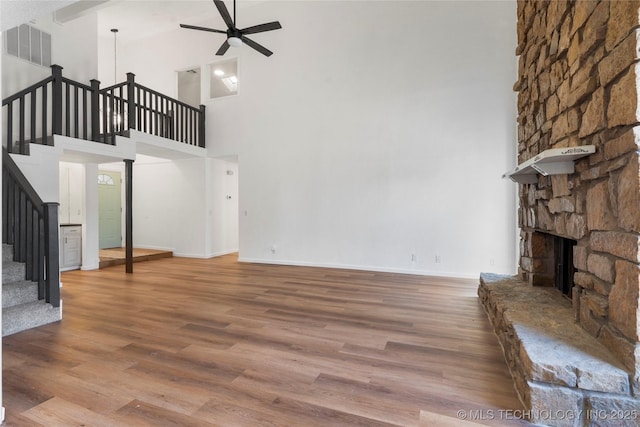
[3,64,206,155]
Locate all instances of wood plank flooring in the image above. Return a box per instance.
[3,255,531,426]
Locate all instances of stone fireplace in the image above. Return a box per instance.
[479,1,640,426]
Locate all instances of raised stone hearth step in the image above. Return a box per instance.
[479,273,640,427]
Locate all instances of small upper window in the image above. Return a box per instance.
[98,174,115,185]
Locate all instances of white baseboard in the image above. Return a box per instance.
[130,244,175,252]
[173,249,238,259]
[81,262,100,271]
[207,249,239,258]
[237,257,478,279]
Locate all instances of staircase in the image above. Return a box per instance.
[2,244,61,336]
[1,64,207,334]
[2,147,61,336]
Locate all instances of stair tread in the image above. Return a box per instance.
[4,299,55,311]
[3,279,37,288]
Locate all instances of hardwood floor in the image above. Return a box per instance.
[3,255,531,426]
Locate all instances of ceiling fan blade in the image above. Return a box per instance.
[241,36,273,57]
[179,24,227,34]
[239,21,282,35]
[213,0,235,29]
[216,40,230,55]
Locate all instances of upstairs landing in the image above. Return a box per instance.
[99,247,173,269]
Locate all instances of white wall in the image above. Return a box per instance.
[115,0,518,277]
[10,144,60,202]
[1,1,74,31]
[53,12,98,83]
[2,11,99,98]
[101,155,237,258]
[221,1,518,277]
[132,157,210,256]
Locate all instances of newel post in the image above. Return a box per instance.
[126,73,136,132]
[43,202,60,307]
[90,79,101,142]
[199,104,206,148]
[51,65,63,137]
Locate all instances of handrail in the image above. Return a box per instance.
[100,81,127,93]
[2,148,44,215]
[2,76,53,106]
[134,82,200,112]
[61,76,92,91]
[2,147,60,307]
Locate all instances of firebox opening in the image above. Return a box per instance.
[526,232,576,298]
[554,236,575,298]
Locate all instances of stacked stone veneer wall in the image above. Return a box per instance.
[515,0,640,396]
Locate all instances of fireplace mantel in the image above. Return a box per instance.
[503,145,596,184]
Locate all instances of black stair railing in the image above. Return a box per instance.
[99,73,206,148]
[2,148,60,307]
[3,64,206,154]
[2,71,55,155]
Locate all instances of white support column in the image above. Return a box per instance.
[82,163,100,270]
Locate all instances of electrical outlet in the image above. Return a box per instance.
[435,255,441,264]
[490,258,495,266]
[411,253,416,262]
[270,245,277,254]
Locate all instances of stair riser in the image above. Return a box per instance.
[3,244,14,263]
[3,243,61,335]
[3,281,38,308]
[3,262,25,283]
[3,301,62,336]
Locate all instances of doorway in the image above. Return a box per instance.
[177,67,201,108]
[98,170,122,249]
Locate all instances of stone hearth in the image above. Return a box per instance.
[479,274,637,427]
[480,1,640,426]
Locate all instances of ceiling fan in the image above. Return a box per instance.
[180,0,282,57]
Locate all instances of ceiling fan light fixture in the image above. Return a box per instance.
[228,37,242,47]
[180,0,281,57]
